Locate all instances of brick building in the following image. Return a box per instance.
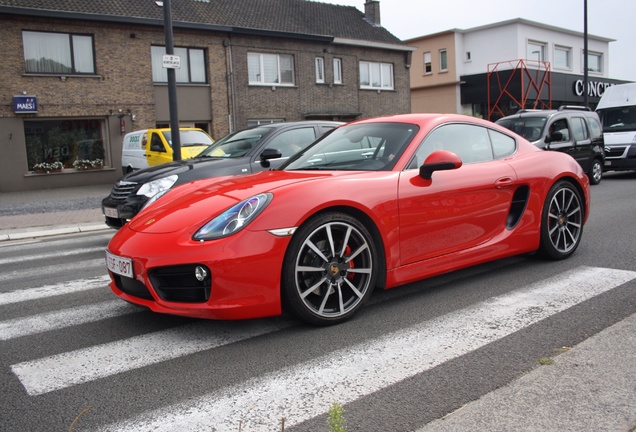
[0,0,412,192]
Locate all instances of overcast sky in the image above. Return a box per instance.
[317,0,635,82]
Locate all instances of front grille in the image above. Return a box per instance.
[605,146,627,158]
[149,264,211,303]
[112,274,154,300]
[110,181,138,202]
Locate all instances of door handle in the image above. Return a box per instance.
[495,177,514,188]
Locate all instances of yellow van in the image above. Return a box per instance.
[121,128,214,174]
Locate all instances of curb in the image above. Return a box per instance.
[0,223,110,242]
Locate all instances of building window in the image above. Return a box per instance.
[527,41,546,61]
[24,119,107,172]
[333,58,343,84]
[586,51,602,73]
[22,30,95,74]
[439,49,448,72]
[554,45,571,69]
[248,53,295,86]
[315,57,325,83]
[359,61,394,90]
[151,46,206,83]
[423,52,432,74]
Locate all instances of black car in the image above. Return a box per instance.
[496,106,605,185]
[102,121,342,229]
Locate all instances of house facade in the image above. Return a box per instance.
[407,18,629,120]
[0,0,412,192]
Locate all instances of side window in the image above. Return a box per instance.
[266,127,316,158]
[548,119,570,142]
[489,129,516,158]
[150,134,165,152]
[571,117,589,141]
[412,124,494,168]
[587,117,603,140]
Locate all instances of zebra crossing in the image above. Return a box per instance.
[2,233,635,431]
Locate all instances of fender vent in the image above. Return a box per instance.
[507,185,530,230]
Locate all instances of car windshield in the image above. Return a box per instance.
[283,122,419,171]
[161,130,215,147]
[496,117,547,142]
[597,107,636,132]
[196,127,273,158]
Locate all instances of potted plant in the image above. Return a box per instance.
[33,161,64,173]
[73,158,104,170]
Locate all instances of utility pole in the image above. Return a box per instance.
[163,0,182,160]
[583,0,589,108]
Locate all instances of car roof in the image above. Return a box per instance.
[497,107,598,122]
[254,121,343,130]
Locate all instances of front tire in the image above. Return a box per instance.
[282,212,378,325]
[537,180,584,260]
[588,159,603,185]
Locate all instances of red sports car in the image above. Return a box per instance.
[106,114,590,325]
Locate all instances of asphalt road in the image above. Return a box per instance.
[0,171,635,431]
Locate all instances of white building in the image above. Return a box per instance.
[406,18,629,120]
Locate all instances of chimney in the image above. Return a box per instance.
[364,1,381,26]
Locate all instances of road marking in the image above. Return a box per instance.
[0,246,105,266]
[12,318,295,396]
[0,259,105,283]
[89,266,636,432]
[0,300,139,340]
[0,275,110,306]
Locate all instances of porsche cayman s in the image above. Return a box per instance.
[106,114,590,325]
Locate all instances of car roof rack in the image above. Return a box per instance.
[557,105,591,111]
[516,109,544,113]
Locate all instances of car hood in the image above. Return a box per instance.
[126,170,334,234]
[122,156,250,185]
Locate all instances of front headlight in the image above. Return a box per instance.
[193,193,272,241]
[136,175,178,198]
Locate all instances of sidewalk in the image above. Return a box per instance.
[1,184,635,432]
[0,184,111,241]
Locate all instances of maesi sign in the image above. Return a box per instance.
[13,95,38,113]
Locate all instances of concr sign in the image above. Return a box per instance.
[573,80,614,98]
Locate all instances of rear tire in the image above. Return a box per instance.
[537,180,584,260]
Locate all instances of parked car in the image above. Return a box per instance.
[105,113,590,326]
[121,128,214,174]
[102,121,342,229]
[496,106,605,184]
[595,83,636,172]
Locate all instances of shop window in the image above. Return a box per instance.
[151,46,207,83]
[248,53,295,86]
[22,30,95,75]
[359,61,394,90]
[24,119,107,172]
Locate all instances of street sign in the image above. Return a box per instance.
[162,54,181,69]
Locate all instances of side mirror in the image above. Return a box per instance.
[545,131,563,144]
[419,150,462,180]
[259,148,282,168]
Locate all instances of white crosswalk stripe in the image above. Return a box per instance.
[0,275,110,305]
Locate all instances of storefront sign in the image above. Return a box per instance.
[13,95,38,113]
[573,80,614,98]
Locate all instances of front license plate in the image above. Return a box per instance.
[106,251,133,278]
[103,206,119,218]
[604,161,612,166]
